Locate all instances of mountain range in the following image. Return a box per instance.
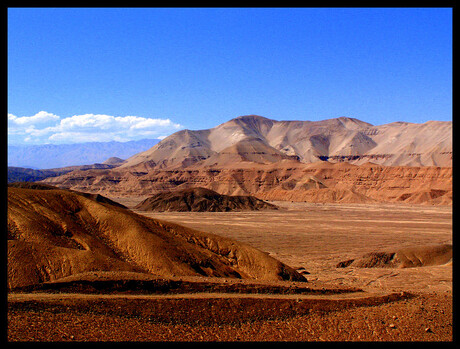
[119,115,452,170]
[40,115,452,205]
[8,138,160,169]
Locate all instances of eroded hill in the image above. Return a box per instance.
[336,244,452,269]
[7,187,305,290]
[134,187,278,212]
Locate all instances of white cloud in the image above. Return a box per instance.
[127,117,175,129]
[8,111,60,125]
[7,111,183,145]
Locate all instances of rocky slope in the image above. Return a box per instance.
[7,187,304,289]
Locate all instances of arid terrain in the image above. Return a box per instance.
[8,191,452,342]
[127,200,452,295]
[7,115,453,342]
[41,115,452,206]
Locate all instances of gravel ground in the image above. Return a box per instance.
[8,291,452,342]
[8,202,452,342]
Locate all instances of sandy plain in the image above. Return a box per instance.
[8,199,453,342]
[127,200,453,295]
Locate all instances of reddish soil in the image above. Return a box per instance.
[8,292,452,341]
[8,200,452,342]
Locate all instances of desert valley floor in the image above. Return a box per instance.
[126,200,453,295]
[8,198,453,342]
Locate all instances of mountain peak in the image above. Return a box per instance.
[118,114,451,170]
[233,114,272,121]
[335,116,374,127]
[228,115,275,128]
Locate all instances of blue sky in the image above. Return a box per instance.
[8,7,452,145]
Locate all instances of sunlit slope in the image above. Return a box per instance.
[120,115,451,169]
[8,187,305,289]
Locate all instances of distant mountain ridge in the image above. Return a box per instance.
[40,115,452,206]
[120,115,452,169]
[8,139,160,169]
[7,163,120,183]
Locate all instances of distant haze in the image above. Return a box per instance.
[8,139,160,169]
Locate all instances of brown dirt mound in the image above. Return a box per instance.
[134,187,278,212]
[7,187,304,290]
[395,244,453,268]
[396,189,452,205]
[336,244,452,268]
